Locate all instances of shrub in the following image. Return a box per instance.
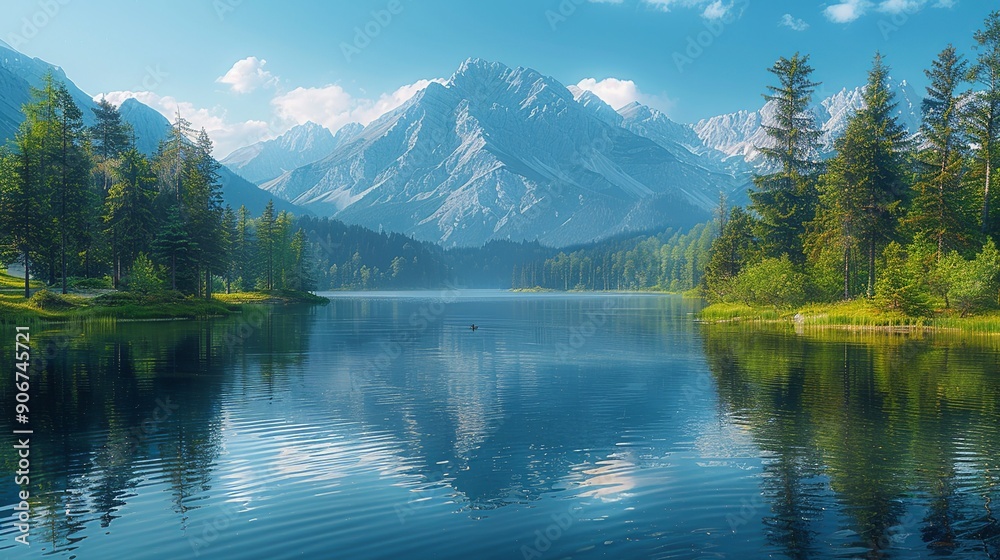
[874,242,931,316]
[941,239,1000,316]
[729,255,807,309]
[124,253,164,295]
[28,290,79,311]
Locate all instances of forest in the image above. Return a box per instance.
[0,75,316,300]
[702,10,1000,317]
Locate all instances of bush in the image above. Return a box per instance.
[940,239,1000,316]
[124,253,164,295]
[729,255,808,309]
[874,242,931,316]
[28,290,80,311]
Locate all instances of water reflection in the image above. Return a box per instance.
[5,296,1000,559]
[0,307,316,556]
[702,326,1000,558]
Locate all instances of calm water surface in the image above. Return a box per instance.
[1,291,999,559]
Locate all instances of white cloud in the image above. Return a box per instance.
[877,0,956,12]
[779,13,810,31]
[217,56,277,94]
[701,1,729,20]
[572,77,675,114]
[271,78,446,133]
[825,0,955,22]
[641,0,739,19]
[823,0,872,23]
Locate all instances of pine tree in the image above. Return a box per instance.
[91,98,135,281]
[967,10,1000,235]
[907,45,973,258]
[91,97,133,194]
[184,129,223,299]
[703,207,759,301]
[105,149,156,286]
[52,83,92,293]
[152,204,196,292]
[813,54,911,298]
[221,205,237,294]
[258,200,276,290]
[0,147,47,299]
[235,205,254,291]
[750,53,823,263]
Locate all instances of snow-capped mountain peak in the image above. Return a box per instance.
[222,121,344,185]
[259,58,740,247]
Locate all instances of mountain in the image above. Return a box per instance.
[692,80,923,169]
[0,41,97,143]
[261,58,741,247]
[221,121,359,185]
[118,97,172,156]
[0,40,300,217]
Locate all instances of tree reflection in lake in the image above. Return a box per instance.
[702,326,1000,558]
[0,307,315,555]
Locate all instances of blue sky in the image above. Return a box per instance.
[0,0,989,157]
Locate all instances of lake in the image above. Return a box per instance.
[1,291,999,559]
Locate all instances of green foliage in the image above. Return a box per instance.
[906,45,976,255]
[507,222,716,292]
[967,10,1000,235]
[728,256,808,309]
[810,54,911,299]
[124,253,163,295]
[938,239,1000,315]
[28,290,82,311]
[750,53,822,263]
[704,207,759,302]
[873,242,931,316]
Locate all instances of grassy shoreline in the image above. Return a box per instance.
[699,300,1000,334]
[0,285,329,325]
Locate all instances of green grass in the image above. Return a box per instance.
[699,299,1000,333]
[699,302,783,322]
[214,290,330,305]
[0,269,44,293]
[0,288,328,324]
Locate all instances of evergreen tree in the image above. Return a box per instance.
[0,146,47,298]
[221,205,237,294]
[184,129,223,299]
[235,205,254,291]
[812,54,910,298]
[258,201,276,290]
[703,207,759,301]
[750,53,823,263]
[907,45,973,257]
[967,10,1000,235]
[52,83,92,293]
[152,204,195,291]
[90,97,133,194]
[104,149,156,286]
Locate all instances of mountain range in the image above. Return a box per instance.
[256,59,748,247]
[0,40,924,249]
[227,59,922,247]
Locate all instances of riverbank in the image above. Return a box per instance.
[700,300,1000,334]
[0,287,329,324]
